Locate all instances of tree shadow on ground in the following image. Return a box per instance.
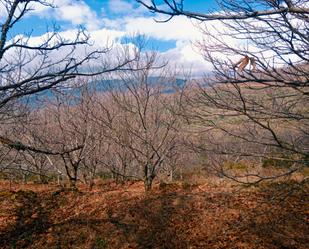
[0,182,307,249]
[236,182,309,249]
[108,191,190,249]
[0,190,55,248]
[106,183,309,249]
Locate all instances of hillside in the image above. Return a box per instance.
[0,180,308,249]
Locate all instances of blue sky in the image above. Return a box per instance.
[2,0,219,76]
[2,1,304,77]
[10,0,217,42]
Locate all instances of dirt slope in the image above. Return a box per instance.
[0,180,308,249]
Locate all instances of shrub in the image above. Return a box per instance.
[301,167,309,177]
[223,161,248,171]
[97,172,113,181]
[159,181,180,191]
[93,237,107,249]
[0,172,9,180]
[181,181,199,190]
[262,155,295,168]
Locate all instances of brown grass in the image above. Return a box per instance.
[0,179,308,249]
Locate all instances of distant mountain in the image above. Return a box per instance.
[24,77,187,108]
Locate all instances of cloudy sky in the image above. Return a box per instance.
[3,0,219,76]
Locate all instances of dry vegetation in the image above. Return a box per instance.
[0,178,308,249]
[0,1,308,248]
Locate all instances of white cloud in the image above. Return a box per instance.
[124,15,203,41]
[1,0,210,75]
[121,15,213,75]
[2,0,306,77]
[25,0,100,30]
[55,1,100,30]
[1,27,135,82]
[91,14,210,75]
[160,40,211,76]
[4,1,272,76]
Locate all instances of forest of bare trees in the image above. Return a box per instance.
[0,1,308,249]
[0,0,308,191]
[138,0,309,185]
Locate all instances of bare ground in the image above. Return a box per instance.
[0,180,308,249]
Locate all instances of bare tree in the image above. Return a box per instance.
[0,0,138,152]
[139,0,309,183]
[43,88,98,188]
[95,52,183,190]
[137,0,309,21]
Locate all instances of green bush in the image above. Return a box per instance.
[182,181,199,190]
[159,182,180,191]
[301,167,309,177]
[93,237,107,249]
[300,155,309,167]
[11,190,37,201]
[0,172,8,180]
[27,174,41,183]
[262,155,294,168]
[97,172,113,180]
[223,161,248,171]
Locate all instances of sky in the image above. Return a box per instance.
[2,0,219,77]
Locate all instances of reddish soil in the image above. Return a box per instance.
[0,180,308,249]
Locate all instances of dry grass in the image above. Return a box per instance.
[0,179,308,249]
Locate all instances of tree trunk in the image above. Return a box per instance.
[144,175,154,191]
[169,169,173,182]
[88,172,95,190]
[69,167,78,190]
[39,173,48,184]
[57,174,61,186]
[23,174,27,184]
[69,178,77,190]
[144,179,152,191]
